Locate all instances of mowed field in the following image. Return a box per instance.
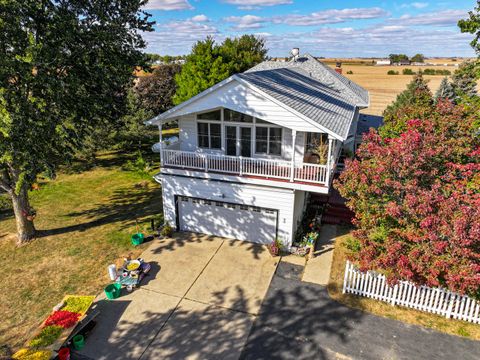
[327,63,458,115]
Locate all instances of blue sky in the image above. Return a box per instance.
[141,0,477,57]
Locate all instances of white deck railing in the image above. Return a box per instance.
[161,149,328,186]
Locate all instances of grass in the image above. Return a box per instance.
[0,151,163,352]
[327,227,480,340]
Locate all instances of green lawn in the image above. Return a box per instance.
[0,152,163,352]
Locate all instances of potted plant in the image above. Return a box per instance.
[268,238,282,257]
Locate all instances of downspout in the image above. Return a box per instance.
[158,123,163,168]
[325,137,333,187]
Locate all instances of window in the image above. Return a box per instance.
[255,126,282,155]
[197,122,221,149]
[306,133,328,152]
[197,109,221,121]
[255,127,268,154]
[224,109,253,123]
[269,128,282,156]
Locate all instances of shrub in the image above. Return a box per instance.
[436,69,451,75]
[387,70,399,75]
[336,101,480,297]
[346,70,353,74]
[160,222,173,237]
[123,151,152,178]
[423,68,436,75]
[402,68,415,75]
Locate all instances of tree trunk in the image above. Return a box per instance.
[10,185,36,245]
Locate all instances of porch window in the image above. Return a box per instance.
[306,133,328,151]
[197,122,221,149]
[224,109,253,123]
[255,126,282,156]
[197,109,221,121]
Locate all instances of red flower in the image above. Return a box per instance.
[45,310,81,328]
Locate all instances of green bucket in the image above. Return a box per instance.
[104,282,121,300]
[72,334,85,350]
[131,233,144,246]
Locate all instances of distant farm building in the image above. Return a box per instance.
[375,59,391,66]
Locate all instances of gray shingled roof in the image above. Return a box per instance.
[236,67,356,139]
[246,54,369,107]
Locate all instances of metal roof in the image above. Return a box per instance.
[236,67,357,139]
[246,54,369,107]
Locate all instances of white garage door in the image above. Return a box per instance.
[178,196,277,244]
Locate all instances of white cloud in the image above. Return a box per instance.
[272,7,389,26]
[390,9,467,26]
[260,24,475,58]
[143,0,193,11]
[401,2,429,9]
[144,19,220,54]
[224,15,267,30]
[191,14,209,22]
[411,2,429,9]
[223,0,292,10]
[141,6,475,58]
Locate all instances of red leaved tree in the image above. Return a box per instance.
[336,101,480,298]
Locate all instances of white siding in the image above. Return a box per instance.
[178,114,307,162]
[170,80,323,132]
[292,190,307,236]
[161,174,296,246]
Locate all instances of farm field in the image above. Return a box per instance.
[328,63,458,115]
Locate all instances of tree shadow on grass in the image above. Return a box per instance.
[0,209,13,223]
[37,184,163,238]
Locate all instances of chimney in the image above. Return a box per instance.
[335,61,342,74]
[291,47,299,62]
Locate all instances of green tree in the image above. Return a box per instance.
[220,35,268,74]
[381,74,434,137]
[389,54,409,63]
[459,1,480,54]
[411,53,425,63]
[0,0,153,244]
[135,64,182,114]
[173,37,230,105]
[173,35,267,104]
[451,61,479,99]
[116,89,155,150]
[434,77,456,102]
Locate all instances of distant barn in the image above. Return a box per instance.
[375,59,391,66]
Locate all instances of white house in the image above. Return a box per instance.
[146,53,369,248]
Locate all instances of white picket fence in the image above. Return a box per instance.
[342,261,480,324]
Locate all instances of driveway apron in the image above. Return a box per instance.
[79,233,278,360]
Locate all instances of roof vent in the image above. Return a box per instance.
[291,48,299,62]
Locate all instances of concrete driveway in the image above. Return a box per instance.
[79,233,278,360]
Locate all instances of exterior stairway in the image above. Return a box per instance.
[310,187,354,225]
